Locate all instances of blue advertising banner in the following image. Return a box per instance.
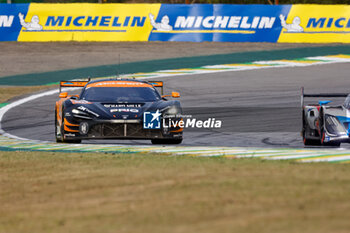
[0,3,29,41]
[148,4,291,42]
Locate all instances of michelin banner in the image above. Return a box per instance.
[0,3,349,43]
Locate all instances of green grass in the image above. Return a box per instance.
[0,151,349,233]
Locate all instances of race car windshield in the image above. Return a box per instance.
[80,87,161,102]
[344,94,350,109]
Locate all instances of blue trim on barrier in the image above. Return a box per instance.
[23,29,127,32]
[148,4,291,43]
[284,31,350,34]
[0,3,29,41]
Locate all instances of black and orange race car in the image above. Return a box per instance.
[55,79,183,144]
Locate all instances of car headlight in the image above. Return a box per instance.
[72,109,86,115]
[167,106,179,114]
[71,108,92,119]
[162,106,180,116]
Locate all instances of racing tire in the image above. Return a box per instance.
[55,109,62,143]
[61,123,81,144]
[303,129,321,146]
[303,138,321,146]
[302,118,321,146]
[151,138,183,145]
[61,124,82,144]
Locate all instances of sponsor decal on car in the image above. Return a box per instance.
[87,81,153,88]
[104,104,142,108]
[110,108,139,113]
[64,133,76,137]
[77,106,100,117]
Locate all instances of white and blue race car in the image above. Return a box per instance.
[302,87,350,147]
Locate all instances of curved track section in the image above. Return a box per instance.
[2,62,350,149]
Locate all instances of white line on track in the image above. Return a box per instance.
[0,88,79,141]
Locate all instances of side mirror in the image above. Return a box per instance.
[172,91,180,98]
[59,92,68,98]
[162,91,180,99]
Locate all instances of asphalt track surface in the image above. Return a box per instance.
[2,63,350,148]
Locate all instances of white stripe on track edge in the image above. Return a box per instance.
[0,88,77,141]
[299,155,350,163]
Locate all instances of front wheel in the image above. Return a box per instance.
[151,138,182,145]
[303,138,321,146]
[55,109,62,142]
[303,130,321,146]
[61,122,81,144]
[303,120,320,146]
[59,109,81,144]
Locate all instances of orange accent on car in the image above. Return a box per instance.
[60,81,89,87]
[59,92,68,98]
[56,98,67,125]
[56,104,61,123]
[64,118,79,127]
[170,128,184,133]
[171,91,180,98]
[86,81,153,88]
[149,81,163,87]
[64,125,79,132]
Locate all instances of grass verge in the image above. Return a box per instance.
[0,151,349,233]
[0,85,55,103]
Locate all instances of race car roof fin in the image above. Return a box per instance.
[59,80,89,93]
[149,81,164,95]
[301,87,348,107]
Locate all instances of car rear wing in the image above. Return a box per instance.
[59,80,90,93]
[148,81,164,95]
[301,87,348,107]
